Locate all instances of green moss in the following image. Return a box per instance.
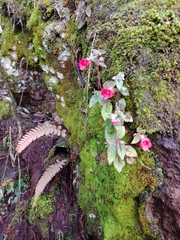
[79,138,157,238]
[138,203,158,239]
[88,0,180,135]
[1,19,26,58]
[0,100,12,120]
[103,200,143,240]
[27,7,41,29]
[56,76,88,146]
[27,193,55,224]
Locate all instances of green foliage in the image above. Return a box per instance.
[0,100,12,120]
[27,193,55,224]
[89,69,146,172]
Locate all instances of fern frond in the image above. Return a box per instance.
[16,125,66,154]
[32,159,68,208]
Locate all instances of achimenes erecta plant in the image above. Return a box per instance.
[78,50,152,173]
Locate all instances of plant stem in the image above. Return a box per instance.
[96,65,102,90]
[137,158,151,170]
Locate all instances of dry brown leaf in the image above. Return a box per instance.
[16,125,66,154]
[32,159,68,208]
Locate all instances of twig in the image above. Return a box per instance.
[74,47,85,87]
[137,158,151,170]
[17,155,21,203]
[18,37,29,107]
[86,31,97,104]
[96,65,102,90]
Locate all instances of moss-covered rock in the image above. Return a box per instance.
[1,0,179,239]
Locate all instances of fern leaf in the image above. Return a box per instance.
[32,159,68,208]
[16,125,66,154]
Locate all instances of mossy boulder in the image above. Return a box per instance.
[0,0,179,239]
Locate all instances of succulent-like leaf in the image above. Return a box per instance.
[101,102,112,121]
[92,49,106,56]
[112,72,125,81]
[107,143,117,165]
[125,145,138,158]
[116,80,123,91]
[32,160,68,208]
[89,91,102,108]
[113,158,125,173]
[16,125,66,154]
[105,125,115,141]
[115,126,125,139]
[124,113,133,122]
[126,157,136,164]
[131,134,141,144]
[116,99,126,111]
[120,86,129,96]
[103,81,116,89]
[117,140,126,160]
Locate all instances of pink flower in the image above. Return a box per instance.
[101,87,114,100]
[111,114,119,125]
[111,119,119,125]
[139,138,152,151]
[78,58,91,70]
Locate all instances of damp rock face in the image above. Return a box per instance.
[152,136,180,240]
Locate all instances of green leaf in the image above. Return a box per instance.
[103,81,116,88]
[112,72,125,81]
[116,80,123,91]
[126,157,135,164]
[107,143,117,165]
[118,112,126,120]
[101,102,112,121]
[136,127,146,135]
[89,91,102,108]
[116,99,126,110]
[103,118,111,127]
[115,126,125,139]
[131,134,141,144]
[117,140,126,160]
[120,86,129,96]
[92,49,106,56]
[124,113,133,122]
[113,158,125,173]
[98,59,107,68]
[125,145,138,158]
[105,125,115,141]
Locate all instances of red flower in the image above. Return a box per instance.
[101,87,114,100]
[78,58,91,70]
[139,138,152,151]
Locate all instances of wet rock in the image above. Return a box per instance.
[153,136,180,240]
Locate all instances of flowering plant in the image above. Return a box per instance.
[78,50,152,173]
[78,58,91,70]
